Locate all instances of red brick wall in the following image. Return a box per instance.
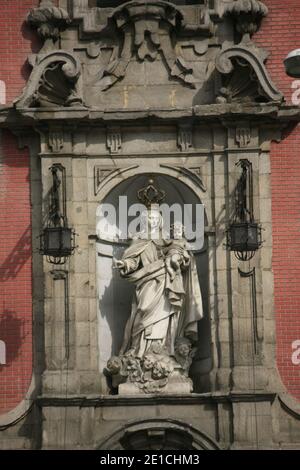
[255,0,300,401]
[0,131,33,414]
[0,0,39,415]
[0,0,41,105]
[1,0,300,415]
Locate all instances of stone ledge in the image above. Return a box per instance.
[36,391,277,408]
[0,103,298,129]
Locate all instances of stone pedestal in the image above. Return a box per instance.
[119,373,193,395]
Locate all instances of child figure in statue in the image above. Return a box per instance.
[165,222,190,282]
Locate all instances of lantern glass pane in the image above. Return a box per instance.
[247,225,258,248]
[40,224,75,262]
[236,226,247,244]
[47,229,61,251]
[62,229,72,251]
[229,223,260,252]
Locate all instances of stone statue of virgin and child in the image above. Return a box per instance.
[105,184,203,394]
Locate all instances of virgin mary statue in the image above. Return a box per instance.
[105,179,203,393]
[114,208,203,359]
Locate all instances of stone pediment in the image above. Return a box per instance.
[14,0,283,113]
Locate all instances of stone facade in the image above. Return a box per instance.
[1,0,300,450]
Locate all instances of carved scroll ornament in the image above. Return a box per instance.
[215,44,283,103]
[15,51,84,109]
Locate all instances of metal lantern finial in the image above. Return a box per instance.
[137,177,166,209]
[226,159,262,261]
[39,164,76,264]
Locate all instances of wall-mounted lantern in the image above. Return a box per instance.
[226,159,262,261]
[39,164,76,265]
[284,49,300,78]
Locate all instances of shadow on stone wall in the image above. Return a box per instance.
[20,19,43,83]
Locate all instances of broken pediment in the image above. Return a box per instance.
[214,1,282,104]
[14,0,283,112]
[15,51,84,109]
[215,43,283,104]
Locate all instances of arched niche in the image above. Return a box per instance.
[98,418,220,450]
[96,172,212,393]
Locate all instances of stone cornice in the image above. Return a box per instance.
[0,103,298,130]
[36,391,277,408]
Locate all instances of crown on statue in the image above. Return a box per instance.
[137,178,166,208]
